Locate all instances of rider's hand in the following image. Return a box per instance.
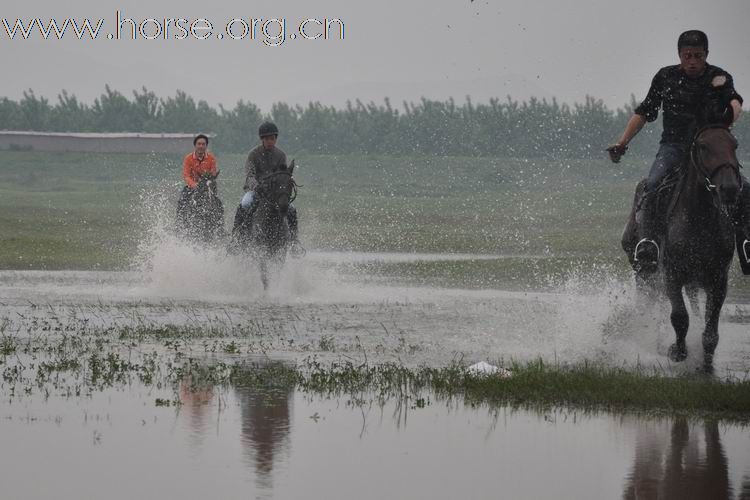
[606,143,628,163]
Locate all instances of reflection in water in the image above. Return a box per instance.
[623,417,732,500]
[235,383,294,492]
[179,377,215,452]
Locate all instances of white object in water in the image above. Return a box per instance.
[467,361,512,378]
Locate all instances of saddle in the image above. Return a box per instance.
[634,168,683,236]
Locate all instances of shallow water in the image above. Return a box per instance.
[1,250,749,375]
[0,378,749,500]
[1,250,750,499]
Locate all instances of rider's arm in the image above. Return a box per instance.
[714,70,743,124]
[617,114,647,146]
[633,71,664,123]
[183,155,197,189]
[207,154,219,176]
[607,72,663,162]
[280,152,289,172]
[243,152,256,191]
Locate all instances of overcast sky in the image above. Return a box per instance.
[1,0,749,111]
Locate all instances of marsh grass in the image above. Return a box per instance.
[156,355,750,421]
[3,312,749,420]
[288,358,750,421]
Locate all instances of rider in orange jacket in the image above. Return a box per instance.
[182,134,218,188]
[177,134,219,222]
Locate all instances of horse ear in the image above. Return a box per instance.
[289,159,295,175]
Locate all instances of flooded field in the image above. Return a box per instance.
[2,249,750,374]
[2,152,750,499]
[1,252,750,498]
[1,372,749,500]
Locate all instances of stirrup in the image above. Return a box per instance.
[743,240,750,264]
[634,238,659,263]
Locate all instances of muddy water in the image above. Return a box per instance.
[0,381,749,500]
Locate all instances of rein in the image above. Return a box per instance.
[257,171,299,206]
[689,125,742,218]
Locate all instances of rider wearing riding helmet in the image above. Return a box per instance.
[178,133,218,215]
[607,30,745,274]
[234,122,302,252]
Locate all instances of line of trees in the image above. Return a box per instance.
[1,86,747,158]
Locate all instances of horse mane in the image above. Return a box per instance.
[692,123,732,141]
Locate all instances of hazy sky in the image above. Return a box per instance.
[1,0,749,111]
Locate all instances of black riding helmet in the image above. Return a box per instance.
[259,122,279,138]
[678,30,708,51]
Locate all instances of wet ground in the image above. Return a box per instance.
[1,250,750,499]
[1,250,749,374]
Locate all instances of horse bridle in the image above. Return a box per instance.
[192,176,217,204]
[690,124,742,194]
[257,170,298,205]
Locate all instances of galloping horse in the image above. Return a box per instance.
[177,173,224,243]
[238,161,298,290]
[622,125,742,371]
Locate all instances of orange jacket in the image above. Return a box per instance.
[183,152,218,188]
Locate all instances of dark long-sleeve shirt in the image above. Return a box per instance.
[635,64,743,144]
[243,145,288,191]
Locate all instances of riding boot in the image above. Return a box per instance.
[230,204,253,250]
[735,181,750,275]
[634,192,660,275]
[287,206,305,258]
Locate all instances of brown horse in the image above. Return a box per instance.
[622,125,742,371]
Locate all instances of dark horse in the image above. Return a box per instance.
[234,161,298,290]
[622,125,742,371]
[176,173,225,243]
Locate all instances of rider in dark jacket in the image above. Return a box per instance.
[607,30,744,274]
[233,122,303,253]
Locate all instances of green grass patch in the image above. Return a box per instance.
[176,358,750,422]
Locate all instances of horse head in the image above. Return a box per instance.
[258,160,296,216]
[691,126,741,206]
[195,172,219,202]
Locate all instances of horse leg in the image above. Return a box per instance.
[666,279,689,362]
[702,278,727,373]
[259,258,269,291]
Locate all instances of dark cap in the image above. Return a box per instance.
[678,30,708,51]
[259,122,279,138]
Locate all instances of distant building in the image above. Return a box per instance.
[0,131,214,154]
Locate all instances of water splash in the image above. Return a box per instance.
[130,182,356,303]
